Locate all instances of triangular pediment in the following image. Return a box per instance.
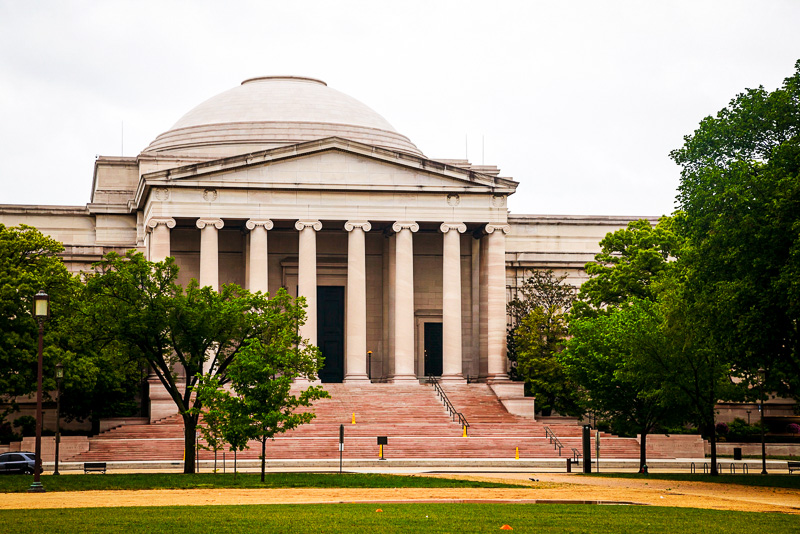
[135,137,517,206]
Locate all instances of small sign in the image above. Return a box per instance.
[377,436,388,445]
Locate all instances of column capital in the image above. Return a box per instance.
[146,217,176,232]
[246,218,274,231]
[484,223,511,235]
[392,221,419,233]
[295,220,322,231]
[196,218,224,230]
[440,222,467,234]
[344,220,372,232]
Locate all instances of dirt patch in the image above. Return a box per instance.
[2,473,798,514]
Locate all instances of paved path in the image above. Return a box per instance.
[2,473,798,514]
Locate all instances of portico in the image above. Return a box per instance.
[141,139,515,385]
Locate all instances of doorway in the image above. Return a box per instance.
[424,322,443,377]
[317,286,345,383]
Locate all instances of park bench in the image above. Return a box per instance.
[83,462,107,474]
[788,461,800,474]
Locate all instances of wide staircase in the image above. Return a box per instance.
[68,382,657,463]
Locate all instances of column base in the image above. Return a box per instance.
[486,374,510,384]
[439,374,467,383]
[389,374,419,383]
[343,374,371,383]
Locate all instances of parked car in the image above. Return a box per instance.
[0,452,36,474]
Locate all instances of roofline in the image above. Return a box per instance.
[133,137,518,210]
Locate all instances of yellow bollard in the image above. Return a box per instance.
[352,412,356,425]
[462,425,467,438]
[515,447,519,460]
[379,444,383,459]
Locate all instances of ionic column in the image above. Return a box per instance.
[146,217,176,262]
[295,220,322,346]
[392,221,419,382]
[441,223,467,381]
[196,218,224,291]
[246,219,273,294]
[344,221,371,382]
[147,216,178,421]
[485,224,511,380]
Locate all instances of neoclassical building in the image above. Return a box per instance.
[1,76,646,419]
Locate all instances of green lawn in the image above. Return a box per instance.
[0,472,519,493]
[2,503,797,533]
[590,473,800,489]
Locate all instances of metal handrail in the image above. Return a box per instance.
[427,375,470,434]
[544,426,564,456]
[571,447,582,464]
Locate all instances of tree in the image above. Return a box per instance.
[568,217,738,474]
[571,217,683,319]
[562,298,685,469]
[507,270,578,416]
[192,382,228,473]
[197,338,328,482]
[0,224,74,429]
[79,251,312,473]
[670,59,800,400]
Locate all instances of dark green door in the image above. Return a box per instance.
[424,322,443,376]
[317,286,345,383]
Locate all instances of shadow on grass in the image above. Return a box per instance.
[589,473,800,490]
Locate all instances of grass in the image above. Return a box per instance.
[590,473,800,489]
[0,472,520,493]
[2,503,797,533]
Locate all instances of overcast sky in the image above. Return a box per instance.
[1,1,798,217]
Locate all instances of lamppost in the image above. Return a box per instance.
[54,362,64,476]
[28,290,49,493]
[758,367,768,475]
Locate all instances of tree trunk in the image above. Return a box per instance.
[183,415,196,474]
[214,450,217,474]
[709,423,718,476]
[234,449,237,481]
[261,438,266,483]
[639,431,647,471]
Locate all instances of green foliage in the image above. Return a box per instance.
[670,59,800,400]
[12,415,36,437]
[726,418,764,442]
[194,321,329,481]
[571,217,683,319]
[507,270,577,416]
[563,298,686,466]
[0,224,73,415]
[80,251,317,474]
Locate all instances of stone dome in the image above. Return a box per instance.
[144,76,423,158]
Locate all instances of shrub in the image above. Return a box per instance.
[727,417,763,441]
[715,422,729,435]
[13,416,36,437]
[0,422,20,444]
[787,423,800,435]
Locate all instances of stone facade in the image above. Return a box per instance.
[0,76,646,420]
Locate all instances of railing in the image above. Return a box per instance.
[427,375,470,436]
[571,447,582,464]
[544,426,564,456]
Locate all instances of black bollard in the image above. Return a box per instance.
[582,425,592,474]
